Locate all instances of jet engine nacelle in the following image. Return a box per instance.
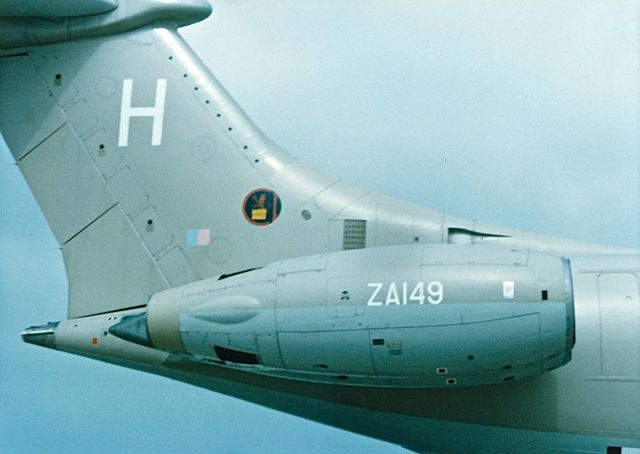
[110,244,575,387]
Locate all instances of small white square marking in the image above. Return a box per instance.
[503,281,515,299]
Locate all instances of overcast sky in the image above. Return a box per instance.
[1,1,638,453]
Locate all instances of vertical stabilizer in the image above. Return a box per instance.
[2,0,610,318]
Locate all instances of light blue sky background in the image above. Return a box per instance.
[1,1,638,453]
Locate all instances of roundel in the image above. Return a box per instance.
[242,189,282,226]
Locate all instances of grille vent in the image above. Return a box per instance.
[343,219,367,250]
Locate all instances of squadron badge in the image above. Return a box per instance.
[242,189,282,226]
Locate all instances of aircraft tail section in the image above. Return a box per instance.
[2,0,622,319]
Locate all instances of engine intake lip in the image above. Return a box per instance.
[562,257,576,348]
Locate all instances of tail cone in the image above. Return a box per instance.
[21,321,58,348]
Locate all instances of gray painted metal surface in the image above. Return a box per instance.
[7,1,640,452]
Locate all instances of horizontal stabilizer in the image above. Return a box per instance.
[0,0,118,18]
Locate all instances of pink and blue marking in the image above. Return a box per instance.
[186,228,210,246]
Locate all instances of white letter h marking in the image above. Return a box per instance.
[118,78,167,147]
